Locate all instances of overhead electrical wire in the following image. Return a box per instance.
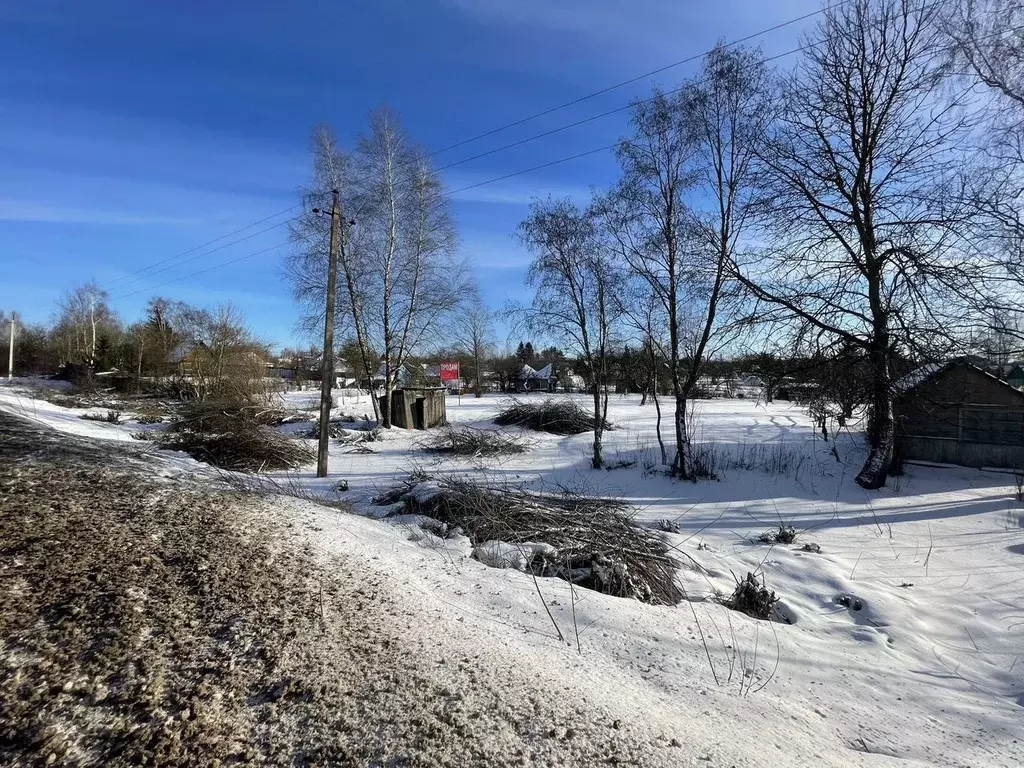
[103,203,302,289]
[113,1,997,299]
[423,0,849,160]
[109,145,621,300]
[101,3,847,292]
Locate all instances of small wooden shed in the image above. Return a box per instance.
[381,387,447,430]
[895,361,1024,469]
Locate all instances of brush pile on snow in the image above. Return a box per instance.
[422,425,527,457]
[157,397,314,472]
[379,476,682,605]
[493,399,608,435]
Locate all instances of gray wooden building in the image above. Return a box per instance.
[895,361,1024,469]
[380,387,447,430]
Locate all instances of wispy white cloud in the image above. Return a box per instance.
[0,101,307,197]
[0,198,191,225]
[446,171,593,206]
[443,0,822,74]
[460,230,531,270]
[0,168,293,228]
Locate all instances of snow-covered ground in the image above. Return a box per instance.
[2,382,1022,766]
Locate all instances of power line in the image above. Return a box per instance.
[103,1,980,298]
[109,145,619,301]
[103,203,301,290]
[100,3,839,289]
[109,241,292,301]
[425,1,848,160]
[433,1,978,177]
[109,216,299,292]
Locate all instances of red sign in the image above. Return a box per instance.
[440,362,460,382]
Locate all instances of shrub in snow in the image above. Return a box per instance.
[757,524,798,545]
[723,572,780,621]
[80,409,122,424]
[493,399,609,436]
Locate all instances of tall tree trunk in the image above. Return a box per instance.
[652,385,667,465]
[474,346,482,397]
[673,392,689,479]
[591,386,604,469]
[855,341,894,489]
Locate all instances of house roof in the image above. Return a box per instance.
[1006,364,1024,380]
[519,363,554,379]
[895,359,1024,398]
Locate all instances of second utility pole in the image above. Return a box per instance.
[317,190,341,478]
[7,312,14,380]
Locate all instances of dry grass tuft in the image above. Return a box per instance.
[757,524,798,545]
[723,572,779,620]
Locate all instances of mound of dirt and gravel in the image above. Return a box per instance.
[0,412,676,767]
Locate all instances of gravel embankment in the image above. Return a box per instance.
[0,411,672,767]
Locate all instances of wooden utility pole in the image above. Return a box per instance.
[317,190,341,478]
[6,312,14,380]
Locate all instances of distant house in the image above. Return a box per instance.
[516,363,557,393]
[1005,364,1024,391]
[564,370,586,393]
[734,373,766,399]
[894,360,1024,469]
[372,362,423,390]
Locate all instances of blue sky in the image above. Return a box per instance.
[0,0,820,350]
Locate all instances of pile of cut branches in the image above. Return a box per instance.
[422,426,527,457]
[170,398,295,433]
[378,476,680,605]
[159,429,313,472]
[493,399,607,435]
[157,397,313,472]
[298,416,361,440]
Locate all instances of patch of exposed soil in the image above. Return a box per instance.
[0,412,673,767]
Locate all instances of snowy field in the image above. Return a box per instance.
[2,382,1022,766]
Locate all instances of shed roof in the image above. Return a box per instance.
[896,359,1024,399]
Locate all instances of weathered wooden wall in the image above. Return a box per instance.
[380,388,447,430]
[896,365,1024,468]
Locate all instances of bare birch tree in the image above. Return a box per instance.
[600,46,768,479]
[517,198,619,469]
[355,108,464,427]
[598,89,696,477]
[286,125,380,420]
[453,284,494,397]
[53,282,117,368]
[734,0,983,489]
[286,111,463,427]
